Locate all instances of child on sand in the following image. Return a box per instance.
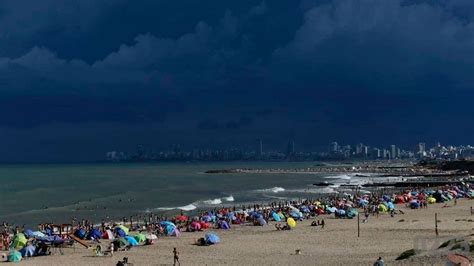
[173,247,180,266]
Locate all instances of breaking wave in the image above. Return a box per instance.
[157,204,197,211]
[223,195,234,202]
[257,187,285,193]
[324,174,352,180]
[203,198,223,205]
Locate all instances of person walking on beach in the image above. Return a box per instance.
[374,257,384,266]
[173,247,180,266]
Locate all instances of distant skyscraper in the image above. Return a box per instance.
[286,140,295,157]
[418,142,426,158]
[390,145,397,159]
[256,139,263,157]
[136,144,145,159]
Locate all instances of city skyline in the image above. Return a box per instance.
[106,140,474,162]
[1,0,474,162]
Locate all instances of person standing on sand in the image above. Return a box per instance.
[173,247,180,266]
[321,219,325,229]
[374,257,384,266]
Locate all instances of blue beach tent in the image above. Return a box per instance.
[205,232,220,244]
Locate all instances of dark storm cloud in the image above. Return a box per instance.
[0,0,474,161]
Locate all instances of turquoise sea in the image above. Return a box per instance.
[0,162,347,226]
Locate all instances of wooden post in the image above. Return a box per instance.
[357,212,360,238]
[435,213,438,236]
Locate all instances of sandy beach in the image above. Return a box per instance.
[12,199,473,266]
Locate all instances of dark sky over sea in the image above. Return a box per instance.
[1,0,474,162]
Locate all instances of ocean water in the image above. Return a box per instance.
[0,162,360,226]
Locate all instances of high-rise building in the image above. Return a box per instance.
[363,146,369,157]
[286,140,295,157]
[256,139,263,157]
[372,148,381,158]
[390,145,397,159]
[417,142,426,158]
[356,143,364,155]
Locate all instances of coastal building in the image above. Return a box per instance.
[418,142,426,157]
[390,145,397,159]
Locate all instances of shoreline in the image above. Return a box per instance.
[8,198,474,265]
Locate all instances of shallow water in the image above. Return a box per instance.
[0,161,357,225]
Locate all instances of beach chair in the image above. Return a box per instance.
[35,236,73,255]
[51,225,61,237]
[60,224,73,238]
[69,234,91,249]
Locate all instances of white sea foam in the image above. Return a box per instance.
[156,207,175,211]
[223,195,235,202]
[324,174,352,180]
[203,198,223,205]
[178,204,197,211]
[257,187,285,193]
[157,203,197,211]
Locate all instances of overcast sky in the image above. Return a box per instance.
[1,0,474,162]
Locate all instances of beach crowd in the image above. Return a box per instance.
[1,182,473,263]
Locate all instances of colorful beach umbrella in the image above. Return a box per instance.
[31,231,45,238]
[114,237,129,248]
[134,233,146,243]
[287,217,296,228]
[145,233,158,240]
[257,217,267,226]
[7,250,22,262]
[191,221,201,231]
[427,197,436,204]
[11,233,27,250]
[116,225,129,235]
[272,212,281,222]
[20,245,35,257]
[102,229,114,239]
[205,232,220,244]
[175,215,188,222]
[124,236,138,246]
[23,229,33,239]
[201,215,212,222]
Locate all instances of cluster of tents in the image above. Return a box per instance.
[73,225,160,249]
[2,230,67,262]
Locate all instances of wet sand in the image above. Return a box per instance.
[16,199,474,265]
